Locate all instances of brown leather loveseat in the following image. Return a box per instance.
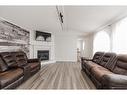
[81,52,127,89]
[0,51,41,89]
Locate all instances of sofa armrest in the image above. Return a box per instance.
[27,58,41,63]
[0,82,1,89]
[101,74,127,89]
[81,57,92,61]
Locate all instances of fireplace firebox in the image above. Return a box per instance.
[37,50,49,61]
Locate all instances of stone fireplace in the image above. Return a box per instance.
[29,33,55,64]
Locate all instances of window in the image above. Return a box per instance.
[112,17,127,54]
[93,30,110,54]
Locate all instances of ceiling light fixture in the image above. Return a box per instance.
[56,6,64,30]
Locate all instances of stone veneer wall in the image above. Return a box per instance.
[0,19,30,57]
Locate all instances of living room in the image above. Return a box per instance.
[1,0,127,93]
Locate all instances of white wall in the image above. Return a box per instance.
[30,29,80,62]
[55,30,78,62]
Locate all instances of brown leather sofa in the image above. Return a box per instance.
[0,51,41,89]
[81,52,127,89]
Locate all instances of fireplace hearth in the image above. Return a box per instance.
[37,50,49,61]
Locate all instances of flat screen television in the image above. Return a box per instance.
[35,31,51,42]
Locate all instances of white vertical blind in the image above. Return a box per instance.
[93,30,110,54]
[112,17,127,54]
[82,41,85,51]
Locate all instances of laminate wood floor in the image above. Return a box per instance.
[17,62,96,89]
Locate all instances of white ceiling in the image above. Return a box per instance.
[64,6,127,34]
[0,6,61,33]
[0,6,127,35]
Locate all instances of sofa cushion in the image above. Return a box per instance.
[0,57,8,72]
[0,52,17,68]
[12,51,28,66]
[99,52,117,71]
[85,61,102,71]
[92,52,104,64]
[91,66,113,81]
[0,68,23,88]
[113,55,127,75]
[98,53,111,66]
[105,53,117,71]
[28,62,40,75]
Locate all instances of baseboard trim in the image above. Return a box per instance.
[56,61,77,63]
[41,60,56,65]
